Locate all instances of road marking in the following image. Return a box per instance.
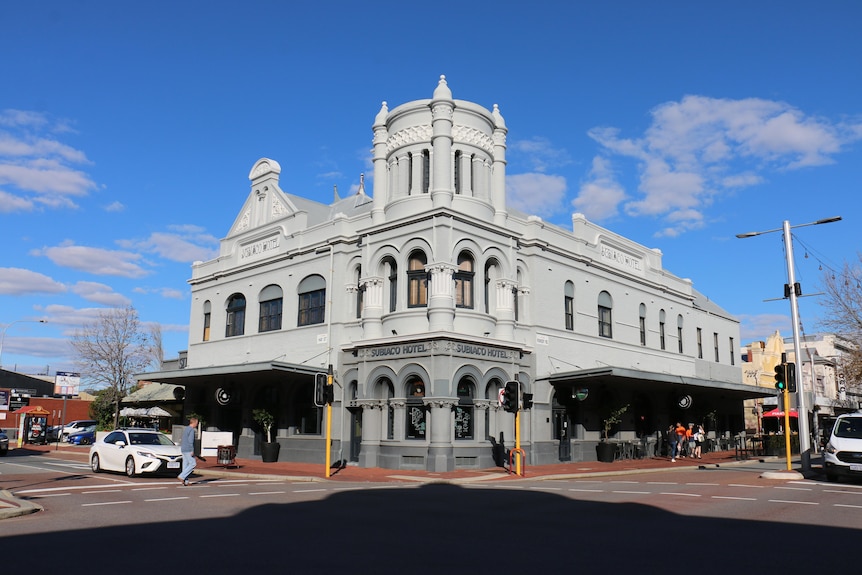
[612,490,650,495]
[729,484,763,488]
[775,486,812,491]
[200,493,240,498]
[686,482,719,486]
[133,487,168,492]
[834,503,862,509]
[331,487,363,492]
[608,480,640,484]
[647,481,678,485]
[568,488,604,493]
[293,488,327,493]
[249,491,287,496]
[29,493,70,498]
[82,501,132,507]
[531,486,563,491]
[145,497,189,502]
[83,489,123,494]
[712,496,756,501]
[768,499,818,505]
[823,489,862,496]
[661,492,701,497]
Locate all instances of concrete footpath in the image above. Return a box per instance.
[1,443,816,519]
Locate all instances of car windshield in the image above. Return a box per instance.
[128,432,176,446]
[834,417,862,439]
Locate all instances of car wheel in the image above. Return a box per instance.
[80,437,91,445]
[125,457,136,477]
[91,453,101,473]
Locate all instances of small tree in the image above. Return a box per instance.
[602,404,629,441]
[71,306,154,429]
[253,409,275,443]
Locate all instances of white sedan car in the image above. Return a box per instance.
[89,429,183,477]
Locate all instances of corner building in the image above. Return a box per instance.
[148,77,761,471]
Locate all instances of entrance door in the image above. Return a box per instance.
[553,403,571,461]
[349,409,361,462]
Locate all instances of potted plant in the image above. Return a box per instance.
[596,404,629,463]
[253,408,280,462]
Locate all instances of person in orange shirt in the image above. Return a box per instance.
[685,423,696,458]
[675,422,687,459]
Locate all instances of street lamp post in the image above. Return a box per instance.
[0,319,48,371]
[736,216,841,472]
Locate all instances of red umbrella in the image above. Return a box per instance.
[762,407,798,418]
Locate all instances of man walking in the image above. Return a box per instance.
[178,416,199,486]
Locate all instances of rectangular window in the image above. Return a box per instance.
[226,309,245,337]
[639,317,646,346]
[659,322,666,350]
[408,273,428,307]
[406,404,426,439]
[454,275,474,308]
[454,406,473,440]
[598,306,613,338]
[298,289,326,326]
[713,332,720,362]
[678,326,684,353]
[259,299,283,332]
[697,328,703,359]
[202,312,211,342]
[565,296,574,331]
[729,337,735,365]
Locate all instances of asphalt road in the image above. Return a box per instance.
[2,457,860,574]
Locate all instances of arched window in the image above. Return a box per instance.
[455,378,475,440]
[659,309,667,350]
[259,285,283,332]
[454,251,474,309]
[376,378,395,440]
[639,303,647,346]
[202,300,211,341]
[407,251,428,308]
[564,281,574,331]
[484,258,500,314]
[225,294,246,337]
[355,265,364,319]
[297,275,326,326]
[597,291,613,338]
[405,377,426,439]
[677,315,684,353]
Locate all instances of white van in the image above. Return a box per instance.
[823,412,862,482]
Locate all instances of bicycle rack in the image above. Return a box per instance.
[509,447,526,476]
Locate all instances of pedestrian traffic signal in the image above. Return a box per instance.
[503,381,519,413]
[774,364,787,392]
[786,362,797,393]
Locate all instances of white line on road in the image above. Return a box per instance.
[530,487,563,491]
[145,497,190,502]
[647,482,678,485]
[823,489,862,496]
[775,486,812,491]
[82,490,123,494]
[834,503,862,509]
[686,482,719,486]
[82,501,132,507]
[293,488,327,493]
[612,490,650,495]
[660,492,701,497]
[132,487,169,492]
[249,491,287,496]
[729,484,763,488]
[568,488,605,493]
[712,496,757,501]
[30,493,70,498]
[767,499,818,505]
[200,493,241,498]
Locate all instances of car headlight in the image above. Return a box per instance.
[136,451,159,459]
[825,442,838,454]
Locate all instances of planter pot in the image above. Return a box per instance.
[261,442,280,463]
[596,441,616,463]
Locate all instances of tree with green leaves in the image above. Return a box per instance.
[71,306,155,429]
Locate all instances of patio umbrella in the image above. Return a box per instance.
[762,407,798,418]
[146,406,171,417]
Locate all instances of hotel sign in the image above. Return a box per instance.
[600,244,643,272]
[240,235,280,261]
[365,341,513,360]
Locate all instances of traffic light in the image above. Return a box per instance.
[522,393,534,410]
[786,362,797,393]
[774,363,787,392]
[503,381,519,413]
[314,373,328,407]
[322,384,335,404]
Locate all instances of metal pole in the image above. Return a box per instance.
[783,220,811,471]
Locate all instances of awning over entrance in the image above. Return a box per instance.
[542,366,772,400]
[139,360,325,388]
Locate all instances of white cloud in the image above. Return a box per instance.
[117,224,219,264]
[32,242,150,278]
[509,137,572,173]
[0,189,34,212]
[506,173,567,218]
[104,201,125,212]
[0,267,67,295]
[587,95,862,236]
[0,109,97,211]
[573,156,627,221]
[70,281,131,306]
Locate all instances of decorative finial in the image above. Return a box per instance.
[333,184,340,202]
[357,173,365,195]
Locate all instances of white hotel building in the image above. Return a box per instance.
[147,77,763,470]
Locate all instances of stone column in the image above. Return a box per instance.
[494,279,517,340]
[360,277,384,339]
[371,102,389,225]
[410,150,424,196]
[491,104,508,225]
[427,263,456,332]
[430,81,454,209]
[427,398,457,472]
[358,400,383,469]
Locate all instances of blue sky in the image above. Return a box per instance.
[2,1,860,380]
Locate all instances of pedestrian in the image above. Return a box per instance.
[674,422,687,458]
[178,416,200,486]
[686,423,696,458]
[694,423,705,459]
[667,424,678,462]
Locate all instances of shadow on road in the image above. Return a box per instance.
[1,482,855,573]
